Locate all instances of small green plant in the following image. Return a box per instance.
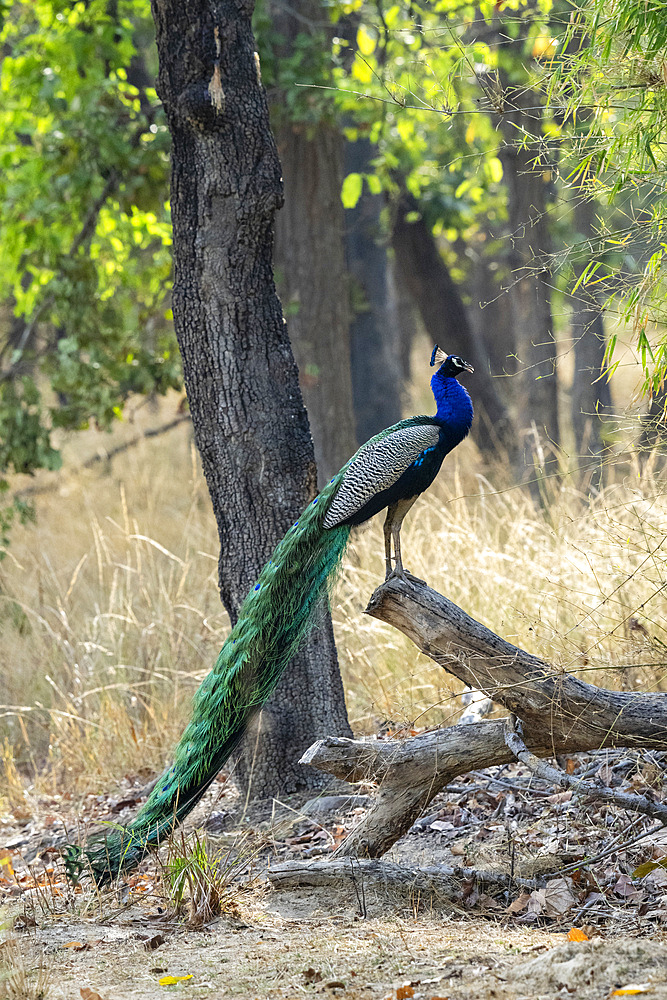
[161,830,260,928]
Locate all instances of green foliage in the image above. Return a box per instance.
[551,0,667,387]
[0,0,178,549]
[328,0,667,385]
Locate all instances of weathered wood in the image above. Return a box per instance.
[300,578,667,858]
[267,858,541,901]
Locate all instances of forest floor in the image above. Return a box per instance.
[3,754,667,1000]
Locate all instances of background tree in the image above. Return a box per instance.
[260,0,357,486]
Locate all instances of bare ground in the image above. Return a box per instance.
[8,894,667,1000]
[4,758,667,1000]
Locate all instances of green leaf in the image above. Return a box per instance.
[341,172,363,209]
[633,859,667,879]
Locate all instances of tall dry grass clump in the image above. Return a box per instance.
[0,426,228,793]
[1,408,667,796]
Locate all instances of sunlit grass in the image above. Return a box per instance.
[2,393,667,797]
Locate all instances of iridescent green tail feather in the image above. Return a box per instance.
[66,474,351,884]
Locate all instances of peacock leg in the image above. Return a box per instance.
[386,496,419,585]
[383,504,397,580]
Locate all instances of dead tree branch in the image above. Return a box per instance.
[301,579,667,859]
[266,857,542,903]
[503,714,667,825]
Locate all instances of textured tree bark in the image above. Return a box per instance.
[273,122,357,486]
[345,137,403,442]
[498,88,559,487]
[391,191,515,458]
[300,578,667,859]
[570,196,611,491]
[267,857,539,901]
[269,0,357,487]
[386,253,417,389]
[151,0,350,799]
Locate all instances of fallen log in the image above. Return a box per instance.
[266,857,542,905]
[302,578,667,859]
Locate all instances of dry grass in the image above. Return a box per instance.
[0,940,49,1000]
[1,383,667,797]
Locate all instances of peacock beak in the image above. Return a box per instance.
[461,360,474,374]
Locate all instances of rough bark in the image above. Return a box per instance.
[270,0,356,487]
[498,88,560,486]
[570,196,611,491]
[151,0,350,799]
[299,578,667,859]
[386,252,417,389]
[273,123,357,486]
[391,191,515,458]
[267,857,540,902]
[345,137,403,441]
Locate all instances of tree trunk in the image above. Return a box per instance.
[270,0,357,488]
[386,252,417,389]
[570,196,611,491]
[467,234,517,379]
[273,123,357,486]
[391,191,515,459]
[151,0,350,799]
[498,88,560,488]
[345,137,403,441]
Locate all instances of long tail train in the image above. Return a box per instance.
[65,472,351,883]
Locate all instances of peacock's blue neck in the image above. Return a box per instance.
[431,370,474,439]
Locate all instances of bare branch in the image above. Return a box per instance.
[299,578,667,859]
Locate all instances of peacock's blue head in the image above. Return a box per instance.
[430,345,474,378]
[430,345,474,430]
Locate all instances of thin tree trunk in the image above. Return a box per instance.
[270,0,356,487]
[151,0,351,799]
[467,235,517,378]
[345,137,403,441]
[391,191,515,458]
[498,87,560,488]
[570,201,612,492]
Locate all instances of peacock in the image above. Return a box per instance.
[66,346,473,883]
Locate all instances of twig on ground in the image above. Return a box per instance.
[502,714,667,826]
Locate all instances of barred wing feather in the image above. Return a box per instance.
[323,423,440,528]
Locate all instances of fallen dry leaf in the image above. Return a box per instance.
[567,927,589,941]
[396,986,415,1000]
[141,934,166,951]
[159,975,193,986]
[614,874,644,902]
[0,850,15,882]
[303,968,323,984]
[507,892,531,914]
[611,985,651,996]
[80,989,105,1000]
[544,877,576,918]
